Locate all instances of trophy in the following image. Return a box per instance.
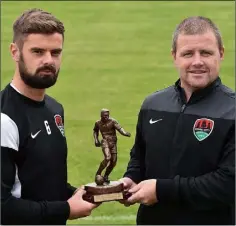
[83,109,131,203]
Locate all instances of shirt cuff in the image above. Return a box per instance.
[157,178,179,203]
[47,201,70,222]
[123,172,142,184]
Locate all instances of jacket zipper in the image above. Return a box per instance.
[181,104,186,113]
[169,103,187,177]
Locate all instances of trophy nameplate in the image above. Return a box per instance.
[83,181,131,203]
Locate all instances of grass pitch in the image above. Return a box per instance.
[1,1,234,224]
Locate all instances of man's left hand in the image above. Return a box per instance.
[127,179,158,206]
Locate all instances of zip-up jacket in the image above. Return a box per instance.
[124,77,235,225]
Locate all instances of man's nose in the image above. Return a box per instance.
[192,53,204,67]
[42,52,54,65]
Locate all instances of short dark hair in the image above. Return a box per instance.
[172,16,223,53]
[13,8,65,48]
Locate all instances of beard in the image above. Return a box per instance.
[18,54,60,89]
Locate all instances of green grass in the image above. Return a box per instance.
[1,1,234,224]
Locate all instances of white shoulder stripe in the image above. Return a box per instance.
[1,113,19,151]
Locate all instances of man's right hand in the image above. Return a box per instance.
[118,177,137,207]
[95,141,101,147]
[67,187,100,219]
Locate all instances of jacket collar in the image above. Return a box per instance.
[174,77,221,104]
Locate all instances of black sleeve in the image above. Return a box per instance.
[1,146,70,225]
[123,110,146,183]
[61,105,77,199]
[157,124,235,210]
[67,183,77,198]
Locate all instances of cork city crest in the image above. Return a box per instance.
[54,114,65,136]
[193,118,214,141]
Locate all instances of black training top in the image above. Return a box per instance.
[124,77,235,225]
[1,84,76,225]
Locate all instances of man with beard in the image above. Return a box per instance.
[93,109,131,184]
[1,8,99,225]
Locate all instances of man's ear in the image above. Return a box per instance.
[220,46,224,61]
[171,49,176,61]
[171,49,178,68]
[10,43,20,62]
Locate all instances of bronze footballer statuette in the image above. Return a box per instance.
[83,109,131,203]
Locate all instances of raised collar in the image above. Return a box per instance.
[174,77,221,104]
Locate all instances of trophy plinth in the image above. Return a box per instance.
[83,181,130,203]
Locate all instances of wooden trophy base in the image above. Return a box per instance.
[83,181,131,203]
